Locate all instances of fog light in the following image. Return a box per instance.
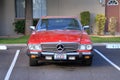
[45,56,52,60]
[84,56,90,59]
[31,55,36,58]
[69,56,75,60]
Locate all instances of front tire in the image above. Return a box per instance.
[83,58,92,66]
[29,57,38,66]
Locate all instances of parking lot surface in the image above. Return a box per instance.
[0,45,120,80]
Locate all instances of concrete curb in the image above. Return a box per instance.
[0,43,112,46]
[93,43,108,46]
[0,43,120,47]
[0,44,27,47]
[0,43,120,50]
[0,44,27,50]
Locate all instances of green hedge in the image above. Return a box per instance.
[95,14,106,35]
[80,11,90,26]
[108,17,117,35]
[14,20,25,34]
[80,11,91,34]
[13,19,39,34]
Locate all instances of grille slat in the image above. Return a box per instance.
[41,42,78,52]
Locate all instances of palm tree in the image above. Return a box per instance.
[25,0,33,35]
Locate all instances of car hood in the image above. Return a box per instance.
[28,30,91,44]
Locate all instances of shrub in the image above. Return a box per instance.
[80,11,90,34]
[95,14,106,35]
[14,20,25,34]
[80,11,90,26]
[13,19,39,34]
[108,17,117,35]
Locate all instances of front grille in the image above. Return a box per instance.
[41,42,79,52]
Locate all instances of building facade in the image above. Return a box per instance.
[1,0,118,36]
[105,0,120,34]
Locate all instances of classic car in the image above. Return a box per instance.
[27,16,93,66]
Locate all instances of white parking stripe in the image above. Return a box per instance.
[94,49,120,71]
[4,50,20,80]
[106,43,120,49]
[0,45,7,50]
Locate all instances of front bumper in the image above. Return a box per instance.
[27,51,93,62]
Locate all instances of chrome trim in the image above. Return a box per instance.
[41,42,78,44]
[41,52,54,55]
[41,42,79,52]
[41,52,79,55]
[30,52,39,55]
[67,52,79,55]
[82,52,92,55]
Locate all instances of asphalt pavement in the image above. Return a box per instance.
[0,44,120,80]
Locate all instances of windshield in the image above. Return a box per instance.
[36,18,82,30]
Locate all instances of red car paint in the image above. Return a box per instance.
[28,30,91,44]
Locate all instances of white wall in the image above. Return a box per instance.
[47,0,105,29]
[0,0,5,35]
[0,0,105,36]
[0,0,15,36]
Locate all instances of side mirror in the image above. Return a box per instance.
[30,26,35,31]
[83,25,89,30]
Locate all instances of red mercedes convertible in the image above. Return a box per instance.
[27,16,93,66]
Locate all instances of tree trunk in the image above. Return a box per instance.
[25,0,33,35]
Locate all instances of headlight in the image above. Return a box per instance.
[86,45,92,50]
[80,45,86,50]
[28,44,41,50]
[79,44,92,50]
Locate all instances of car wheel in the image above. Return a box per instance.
[83,58,92,66]
[29,57,38,66]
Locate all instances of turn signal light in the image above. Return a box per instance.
[84,56,90,59]
[31,55,36,58]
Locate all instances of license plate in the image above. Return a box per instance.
[54,53,67,60]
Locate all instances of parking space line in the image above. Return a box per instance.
[94,49,120,71]
[0,45,7,50]
[4,50,20,80]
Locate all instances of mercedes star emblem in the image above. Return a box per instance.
[57,44,64,52]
